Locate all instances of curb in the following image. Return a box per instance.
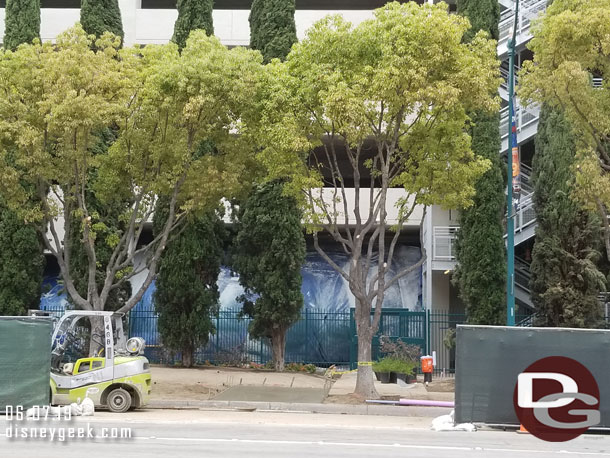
[146,400,452,418]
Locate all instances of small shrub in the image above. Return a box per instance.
[373,357,417,375]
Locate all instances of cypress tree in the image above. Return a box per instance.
[153,202,225,368]
[0,200,45,316]
[81,0,124,43]
[173,0,214,50]
[530,106,606,328]
[249,0,297,63]
[233,180,306,371]
[457,0,499,42]
[3,0,40,51]
[1,0,44,315]
[453,0,506,325]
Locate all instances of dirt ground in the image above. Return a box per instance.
[149,365,330,401]
[149,365,455,404]
[424,377,455,393]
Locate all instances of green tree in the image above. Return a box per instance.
[153,198,225,368]
[81,0,124,43]
[0,27,261,317]
[173,0,214,50]
[520,0,610,261]
[0,200,44,315]
[249,0,297,63]
[453,0,505,325]
[530,106,606,327]
[67,127,131,312]
[78,0,127,308]
[233,180,305,371]
[252,3,499,397]
[1,0,44,317]
[457,0,499,42]
[3,0,40,51]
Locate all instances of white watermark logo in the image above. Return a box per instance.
[513,357,600,442]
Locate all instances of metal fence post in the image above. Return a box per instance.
[426,308,431,355]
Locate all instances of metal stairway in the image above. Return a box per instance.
[497,0,547,60]
[497,0,547,152]
[515,255,534,308]
[512,164,537,246]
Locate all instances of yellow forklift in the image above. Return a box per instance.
[48,310,151,413]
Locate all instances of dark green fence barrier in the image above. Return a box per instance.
[41,305,537,370]
[349,308,427,370]
[129,308,352,367]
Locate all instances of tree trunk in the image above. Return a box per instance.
[354,328,379,400]
[182,345,194,368]
[271,328,286,372]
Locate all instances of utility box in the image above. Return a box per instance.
[0,317,53,411]
[455,325,610,427]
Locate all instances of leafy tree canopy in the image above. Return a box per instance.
[0,26,262,313]
[250,2,499,397]
[520,0,610,260]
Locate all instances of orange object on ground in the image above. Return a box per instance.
[421,356,433,373]
[517,424,529,434]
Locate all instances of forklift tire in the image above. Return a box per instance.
[106,388,132,413]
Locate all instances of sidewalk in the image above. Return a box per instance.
[328,372,455,401]
[146,399,452,418]
[146,366,453,418]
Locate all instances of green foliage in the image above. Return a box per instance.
[250,0,297,63]
[373,357,416,375]
[453,111,506,325]
[457,0,499,41]
[81,0,124,43]
[520,0,610,260]
[255,2,498,218]
[67,127,131,312]
[0,27,261,312]
[454,0,505,325]
[173,0,214,50]
[0,200,44,315]
[233,180,306,369]
[1,0,44,315]
[530,106,606,328]
[153,198,226,367]
[252,2,499,394]
[3,0,40,51]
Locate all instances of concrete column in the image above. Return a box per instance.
[423,206,434,311]
[119,0,141,47]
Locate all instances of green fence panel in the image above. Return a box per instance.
[0,317,53,411]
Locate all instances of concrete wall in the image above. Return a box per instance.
[0,6,374,47]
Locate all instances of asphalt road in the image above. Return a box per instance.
[1,409,610,458]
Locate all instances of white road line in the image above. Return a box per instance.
[130,436,610,455]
